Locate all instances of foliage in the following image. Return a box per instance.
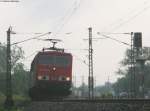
[0,43,32,110]
[95,85,112,95]
[101,92,113,98]
[0,43,30,96]
[12,63,30,95]
[0,43,24,73]
[113,48,150,97]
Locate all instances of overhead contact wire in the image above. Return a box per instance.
[11,32,51,45]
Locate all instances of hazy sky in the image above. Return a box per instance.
[0,0,150,85]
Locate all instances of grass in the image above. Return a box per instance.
[0,106,23,111]
[0,93,5,106]
[0,94,30,111]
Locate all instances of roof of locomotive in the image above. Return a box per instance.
[38,50,72,56]
[30,50,72,69]
[31,50,72,63]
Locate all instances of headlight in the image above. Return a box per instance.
[38,76,42,80]
[53,67,56,71]
[66,77,70,81]
[38,75,49,80]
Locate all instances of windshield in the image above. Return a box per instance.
[38,55,70,66]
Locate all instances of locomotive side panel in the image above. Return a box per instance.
[29,56,37,88]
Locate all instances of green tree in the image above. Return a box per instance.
[12,63,30,96]
[113,48,150,97]
[0,43,29,96]
[0,43,24,73]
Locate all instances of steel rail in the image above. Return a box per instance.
[33,99,150,104]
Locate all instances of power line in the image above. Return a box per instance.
[51,0,77,35]
[13,32,44,35]
[24,51,39,60]
[11,32,51,45]
[96,32,131,35]
[97,32,130,46]
[73,54,88,66]
[65,48,87,51]
[0,0,19,2]
[53,0,82,36]
[110,4,150,32]
[23,48,88,62]
[102,0,150,32]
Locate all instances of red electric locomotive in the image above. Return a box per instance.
[29,39,72,100]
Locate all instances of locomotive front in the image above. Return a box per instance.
[29,51,72,99]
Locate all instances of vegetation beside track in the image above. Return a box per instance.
[0,94,31,111]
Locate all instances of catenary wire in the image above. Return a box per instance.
[11,32,51,45]
[53,0,82,37]
[97,33,130,46]
[110,4,150,32]
[102,0,150,32]
[73,54,88,66]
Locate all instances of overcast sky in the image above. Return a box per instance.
[0,0,150,85]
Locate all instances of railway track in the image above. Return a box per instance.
[23,98,150,111]
[40,98,150,103]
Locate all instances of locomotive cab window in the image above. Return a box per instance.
[38,55,54,64]
[38,55,70,66]
[55,56,70,66]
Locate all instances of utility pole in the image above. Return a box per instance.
[4,27,14,108]
[130,32,134,98]
[81,75,85,97]
[133,32,144,98]
[88,27,94,99]
[130,32,138,98]
[133,32,142,98]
